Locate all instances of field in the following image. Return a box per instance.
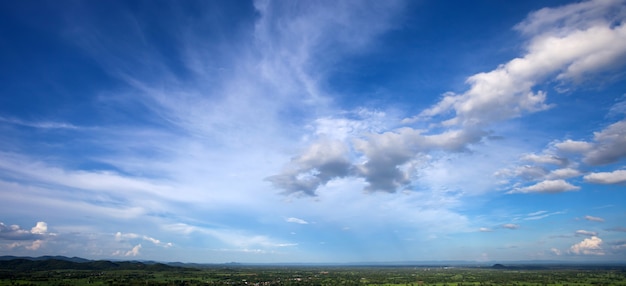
[1,263,626,286]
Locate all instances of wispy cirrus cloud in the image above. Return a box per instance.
[606,226,626,232]
[0,116,80,130]
[575,230,598,237]
[524,210,565,220]
[285,217,309,225]
[509,179,580,194]
[584,215,605,222]
[502,224,520,230]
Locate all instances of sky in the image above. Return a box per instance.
[0,0,625,264]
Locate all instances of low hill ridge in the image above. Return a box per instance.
[0,257,186,272]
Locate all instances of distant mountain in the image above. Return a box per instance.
[0,255,89,263]
[0,258,190,272]
[492,263,508,269]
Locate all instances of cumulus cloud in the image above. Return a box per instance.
[479,227,492,232]
[521,154,568,166]
[546,168,582,180]
[267,0,626,196]
[575,229,598,237]
[518,166,548,180]
[502,224,520,230]
[266,139,352,196]
[0,221,48,241]
[509,179,580,194]
[353,128,485,193]
[585,215,605,222]
[554,139,593,153]
[551,119,626,167]
[419,0,626,127]
[126,244,141,256]
[113,244,142,257]
[285,217,309,224]
[0,221,53,252]
[30,222,48,234]
[584,169,626,184]
[500,165,580,184]
[570,236,604,255]
[269,124,486,195]
[502,117,626,193]
[584,120,626,165]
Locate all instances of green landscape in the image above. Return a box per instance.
[1,257,625,286]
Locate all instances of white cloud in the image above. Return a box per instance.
[511,165,548,181]
[514,0,625,35]
[554,139,593,153]
[266,139,352,196]
[502,224,520,230]
[608,94,626,117]
[570,236,604,255]
[163,222,295,251]
[575,230,598,237]
[269,125,486,195]
[584,120,626,165]
[351,128,485,193]
[0,152,177,202]
[268,0,626,197]
[584,169,626,184]
[30,222,48,235]
[285,217,309,224]
[312,110,389,141]
[479,227,492,232]
[25,240,44,251]
[0,116,79,130]
[510,179,580,194]
[585,215,605,222]
[546,168,582,179]
[126,244,142,256]
[521,154,568,166]
[115,232,172,247]
[0,221,55,253]
[0,221,49,241]
[551,119,626,167]
[528,210,548,216]
[525,210,565,220]
[419,0,626,127]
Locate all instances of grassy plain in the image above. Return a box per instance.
[1,264,625,286]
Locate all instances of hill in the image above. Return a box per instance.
[0,258,189,272]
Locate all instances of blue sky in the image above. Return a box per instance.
[1,0,625,263]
